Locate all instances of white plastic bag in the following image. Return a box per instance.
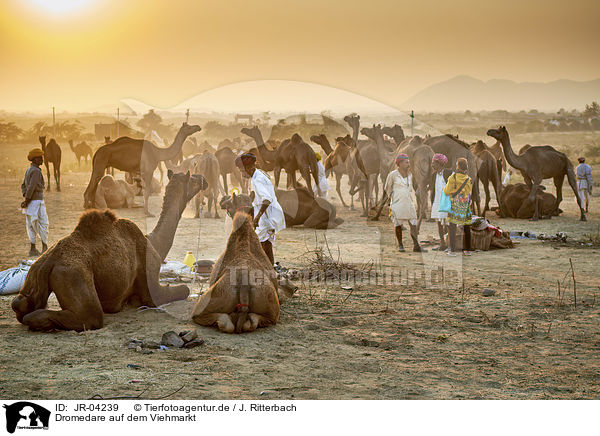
[0,266,29,295]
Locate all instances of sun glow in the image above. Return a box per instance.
[26,0,96,17]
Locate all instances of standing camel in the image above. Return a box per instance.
[470,142,502,217]
[215,146,247,194]
[84,122,201,216]
[487,126,585,221]
[398,135,435,219]
[240,126,278,171]
[272,133,320,195]
[192,151,224,218]
[381,124,406,146]
[38,136,61,191]
[68,139,93,167]
[311,134,354,208]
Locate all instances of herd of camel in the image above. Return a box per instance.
[36,113,586,227]
[13,114,587,334]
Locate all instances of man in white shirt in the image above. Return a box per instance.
[576,157,593,213]
[236,153,286,265]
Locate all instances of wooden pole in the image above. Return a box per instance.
[52,106,56,138]
[410,110,414,137]
[186,108,190,123]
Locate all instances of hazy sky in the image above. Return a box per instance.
[1,0,599,112]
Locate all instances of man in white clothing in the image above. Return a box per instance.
[21,148,49,256]
[236,152,286,265]
[382,154,426,253]
[313,152,330,199]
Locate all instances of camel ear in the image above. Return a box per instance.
[167,169,173,180]
[250,191,255,202]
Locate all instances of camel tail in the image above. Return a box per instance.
[234,268,251,333]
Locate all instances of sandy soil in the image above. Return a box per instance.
[1,168,600,400]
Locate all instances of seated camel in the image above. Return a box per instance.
[12,171,208,332]
[497,183,561,219]
[94,175,139,209]
[276,187,344,229]
[192,211,280,333]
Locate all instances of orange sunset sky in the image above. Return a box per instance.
[1,0,599,112]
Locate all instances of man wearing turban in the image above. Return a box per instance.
[236,152,286,265]
[21,148,49,256]
[382,154,426,252]
[430,153,452,251]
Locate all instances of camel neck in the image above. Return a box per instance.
[500,134,523,169]
[147,188,185,261]
[154,129,187,161]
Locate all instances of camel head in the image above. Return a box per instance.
[178,122,202,138]
[336,134,355,148]
[166,169,208,205]
[104,136,111,144]
[381,124,406,144]
[220,191,253,218]
[310,134,327,146]
[241,126,261,139]
[360,126,375,140]
[38,136,46,149]
[343,114,360,131]
[487,126,508,142]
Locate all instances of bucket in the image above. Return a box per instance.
[183,251,196,269]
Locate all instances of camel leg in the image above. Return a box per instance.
[210,189,220,218]
[221,173,228,196]
[44,162,51,191]
[299,166,313,194]
[194,313,235,333]
[520,182,541,221]
[565,169,586,220]
[274,165,282,189]
[361,177,370,217]
[142,177,154,217]
[244,313,276,332]
[21,267,104,332]
[55,163,61,192]
[335,172,348,207]
[141,254,189,306]
[195,192,204,218]
[553,175,564,215]
[83,161,109,208]
[482,177,491,218]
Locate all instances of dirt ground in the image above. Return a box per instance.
[1,165,600,400]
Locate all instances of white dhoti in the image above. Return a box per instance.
[251,169,286,243]
[313,161,330,199]
[385,170,418,227]
[22,200,49,244]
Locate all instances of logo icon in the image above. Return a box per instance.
[3,402,50,433]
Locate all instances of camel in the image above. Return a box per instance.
[397,135,435,219]
[191,211,280,333]
[83,122,201,216]
[497,183,560,219]
[215,146,247,194]
[12,171,208,332]
[471,140,505,181]
[277,187,343,229]
[470,142,502,217]
[271,133,320,195]
[312,134,355,208]
[381,124,406,146]
[38,136,61,191]
[487,126,585,221]
[192,151,224,218]
[424,134,481,214]
[310,133,334,156]
[94,175,139,209]
[68,139,93,167]
[241,126,278,171]
[343,115,380,216]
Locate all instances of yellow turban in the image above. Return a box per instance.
[27,148,44,161]
[315,152,322,161]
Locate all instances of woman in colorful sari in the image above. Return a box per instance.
[443,158,473,256]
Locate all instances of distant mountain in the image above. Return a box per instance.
[402,75,600,112]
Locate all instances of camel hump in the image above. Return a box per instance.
[75,209,117,236]
[291,133,303,143]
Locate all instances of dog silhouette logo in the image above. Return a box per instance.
[3,402,50,433]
